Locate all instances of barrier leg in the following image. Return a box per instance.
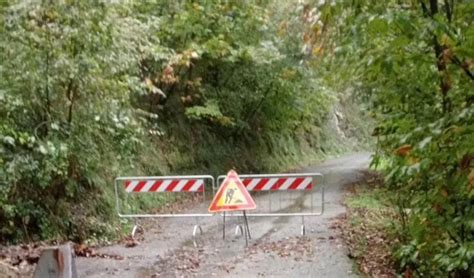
[235,224,243,236]
[235,215,248,246]
[131,222,142,239]
[192,224,203,248]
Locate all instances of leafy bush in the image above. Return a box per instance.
[331,0,474,276]
[0,1,161,242]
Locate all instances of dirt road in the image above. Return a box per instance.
[76,153,371,277]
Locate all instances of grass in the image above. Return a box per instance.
[346,188,387,209]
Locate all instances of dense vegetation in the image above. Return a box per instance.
[330,0,473,276]
[0,1,364,243]
[3,0,471,276]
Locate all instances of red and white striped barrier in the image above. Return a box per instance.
[215,172,325,229]
[115,175,214,218]
[124,179,204,193]
[115,175,214,246]
[241,177,313,191]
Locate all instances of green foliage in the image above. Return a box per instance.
[185,100,233,126]
[330,0,474,276]
[0,0,342,243]
[0,1,160,242]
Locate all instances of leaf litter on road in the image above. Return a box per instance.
[73,243,124,260]
[0,243,42,276]
[246,236,314,262]
[153,246,206,276]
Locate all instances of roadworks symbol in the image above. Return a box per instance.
[208,170,256,212]
[221,181,243,205]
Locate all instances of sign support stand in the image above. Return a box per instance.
[222,212,226,239]
[243,216,248,247]
[209,170,257,244]
[243,211,251,240]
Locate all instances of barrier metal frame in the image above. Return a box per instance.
[114,175,214,246]
[216,173,324,235]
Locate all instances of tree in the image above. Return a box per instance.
[330,0,474,276]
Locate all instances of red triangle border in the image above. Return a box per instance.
[209,170,257,212]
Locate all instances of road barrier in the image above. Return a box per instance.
[216,173,324,235]
[115,172,322,245]
[241,176,313,191]
[115,175,214,246]
[124,178,205,193]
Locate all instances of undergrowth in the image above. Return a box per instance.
[336,171,398,277]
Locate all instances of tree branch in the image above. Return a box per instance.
[450,56,474,81]
[429,0,438,15]
[444,0,452,22]
[243,78,276,130]
[420,0,430,17]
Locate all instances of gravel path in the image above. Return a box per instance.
[76,153,372,277]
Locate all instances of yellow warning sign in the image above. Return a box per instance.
[209,170,256,212]
[216,180,246,206]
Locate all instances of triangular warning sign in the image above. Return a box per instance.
[209,170,256,212]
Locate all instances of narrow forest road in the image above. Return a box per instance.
[76,153,371,277]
